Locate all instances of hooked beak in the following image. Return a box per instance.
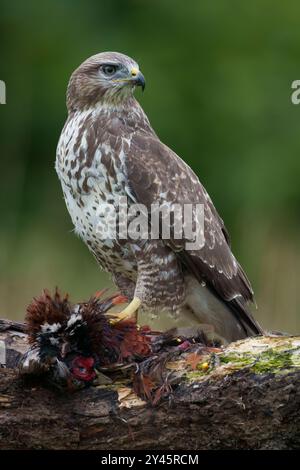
[112,68,146,92]
[130,68,146,91]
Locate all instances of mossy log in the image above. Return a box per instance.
[0,319,299,450]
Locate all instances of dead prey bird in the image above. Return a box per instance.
[19,290,219,402]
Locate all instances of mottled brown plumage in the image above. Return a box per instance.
[56,52,263,343]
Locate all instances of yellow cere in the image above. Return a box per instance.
[131,67,139,77]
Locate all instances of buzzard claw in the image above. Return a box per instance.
[109,297,141,324]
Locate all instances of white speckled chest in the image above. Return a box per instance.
[55,108,137,278]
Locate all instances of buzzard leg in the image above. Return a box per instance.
[110,297,141,323]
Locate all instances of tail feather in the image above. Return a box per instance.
[184,275,263,343]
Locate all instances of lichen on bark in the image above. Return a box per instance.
[184,336,300,381]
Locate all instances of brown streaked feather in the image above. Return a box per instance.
[124,131,262,335]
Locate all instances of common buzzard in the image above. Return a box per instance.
[56,52,262,343]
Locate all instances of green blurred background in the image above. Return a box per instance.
[0,0,299,333]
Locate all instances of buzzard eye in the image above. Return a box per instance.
[101,64,118,76]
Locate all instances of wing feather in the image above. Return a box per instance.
[124,131,262,335]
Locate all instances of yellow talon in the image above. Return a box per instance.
[109,297,141,324]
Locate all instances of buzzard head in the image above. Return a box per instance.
[67,51,145,111]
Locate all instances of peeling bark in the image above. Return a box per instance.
[0,320,299,450]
